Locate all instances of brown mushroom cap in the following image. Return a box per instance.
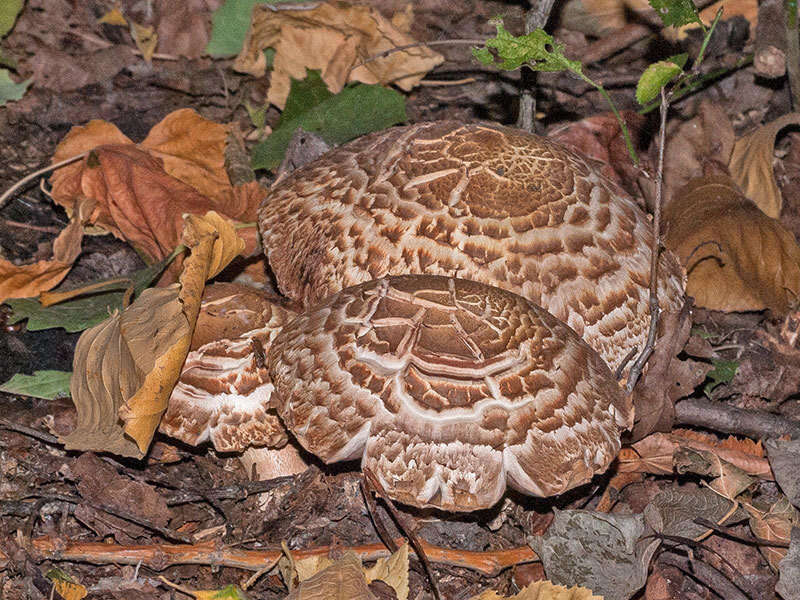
[258,121,685,377]
[268,275,632,511]
[160,283,297,452]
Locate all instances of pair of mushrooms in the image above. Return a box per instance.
[162,121,685,512]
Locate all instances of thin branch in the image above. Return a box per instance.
[626,86,668,393]
[0,153,88,211]
[517,0,557,132]
[674,397,800,439]
[11,536,540,577]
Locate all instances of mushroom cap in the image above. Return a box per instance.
[258,121,685,376]
[268,275,632,511]
[160,283,297,452]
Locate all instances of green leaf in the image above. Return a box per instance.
[1,371,72,400]
[636,59,684,104]
[472,20,583,75]
[0,68,29,105]
[0,0,23,38]
[4,252,175,333]
[251,70,406,171]
[703,359,738,396]
[648,0,703,28]
[205,0,305,57]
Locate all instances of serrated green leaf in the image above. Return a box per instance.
[0,68,29,105]
[703,359,738,396]
[669,52,689,69]
[251,70,406,171]
[205,0,305,57]
[1,371,72,400]
[4,252,174,333]
[0,0,23,38]
[472,20,582,75]
[648,0,703,28]
[636,60,683,104]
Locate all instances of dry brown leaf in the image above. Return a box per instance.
[673,447,755,500]
[234,1,443,109]
[48,111,263,279]
[0,198,92,303]
[153,0,211,59]
[729,113,800,219]
[746,496,799,570]
[470,580,602,599]
[139,109,235,209]
[363,543,408,600]
[284,552,373,600]
[131,21,157,62]
[664,174,800,313]
[618,433,676,475]
[62,212,244,457]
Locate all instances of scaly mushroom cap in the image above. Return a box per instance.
[258,121,685,376]
[268,275,632,511]
[160,283,297,452]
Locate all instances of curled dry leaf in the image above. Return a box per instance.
[664,174,800,313]
[746,496,799,571]
[0,197,92,303]
[48,109,263,271]
[62,212,244,458]
[729,112,800,219]
[233,1,443,108]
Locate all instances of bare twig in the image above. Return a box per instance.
[674,398,800,439]
[0,153,88,211]
[6,536,540,577]
[0,419,60,445]
[659,551,753,600]
[517,0,558,132]
[363,469,441,600]
[360,472,399,554]
[785,0,800,107]
[693,518,790,547]
[626,86,668,393]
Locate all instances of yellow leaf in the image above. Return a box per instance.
[664,175,800,313]
[131,21,157,62]
[364,543,409,600]
[46,568,88,600]
[729,113,800,219]
[98,7,127,26]
[63,212,244,457]
[234,1,442,108]
[470,580,602,599]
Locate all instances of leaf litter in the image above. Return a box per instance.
[3,0,800,598]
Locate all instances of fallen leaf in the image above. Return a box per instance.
[746,496,799,570]
[529,510,659,600]
[777,528,800,600]
[45,568,87,600]
[234,1,443,109]
[284,552,374,600]
[251,69,407,171]
[364,543,409,600]
[673,447,755,500]
[131,21,157,62]
[729,113,800,219]
[49,109,263,269]
[470,580,601,599]
[548,111,646,194]
[664,174,800,313]
[766,438,800,509]
[618,433,676,475]
[644,487,736,541]
[0,370,72,400]
[153,0,212,59]
[0,197,91,303]
[62,212,244,457]
[98,7,127,26]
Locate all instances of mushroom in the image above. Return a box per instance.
[268,275,632,511]
[160,283,296,452]
[259,121,685,376]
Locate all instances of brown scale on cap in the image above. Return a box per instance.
[259,121,685,376]
[268,275,633,511]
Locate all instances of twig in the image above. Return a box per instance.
[7,536,539,576]
[659,551,753,600]
[0,153,88,211]
[0,419,60,445]
[360,473,398,554]
[22,493,193,544]
[625,86,668,393]
[363,469,442,600]
[692,518,790,547]
[674,398,800,439]
[517,0,557,132]
[786,0,800,108]
[162,476,296,506]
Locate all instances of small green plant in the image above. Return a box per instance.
[473,0,727,166]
